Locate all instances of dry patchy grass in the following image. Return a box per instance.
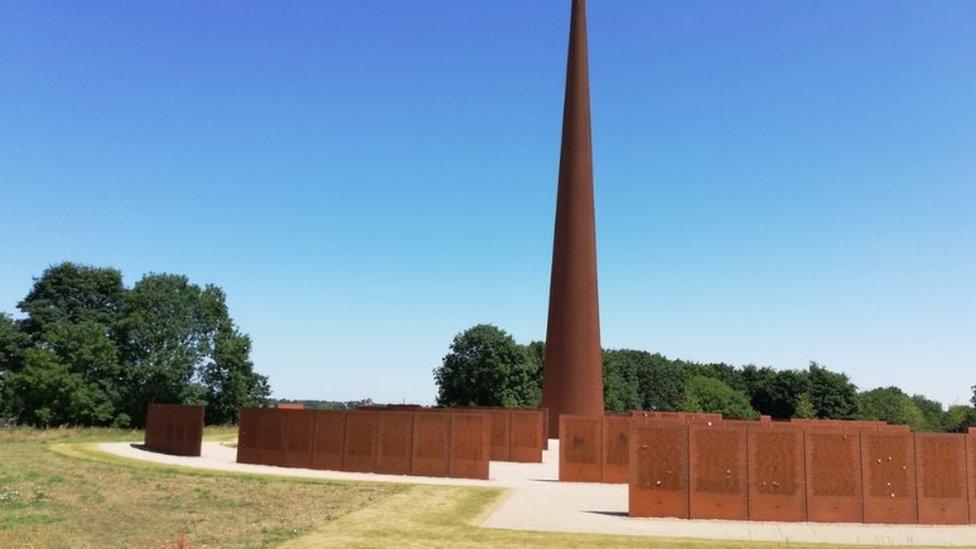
[0,427,400,548]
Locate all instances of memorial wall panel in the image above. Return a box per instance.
[804,429,863,523]
[376,411,414,475]
[259,408,287,466]
[412,412,451,477]
[969,434,976,524]
[510,410,544,463]
[343,411,378,473]
[915,433,969,525]
[236,407,262,464]
[689,424,748,520]
[629,424,689,518]
[602,415,631,483]
[559,415,603,482]
[144,403,205,457]
[488,409,512,461]
[861,431,917,524]
[449,412,490,479]
[748,427,806,522]
[311,410,346,471]
[281,409,314,469]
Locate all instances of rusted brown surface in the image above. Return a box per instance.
[311,410,346,471]
[449,412,490,479]
[376,411,414,475]
[145,403,204,457]
[236,407,262,464]
[601,415,630,483]
[915,433,969,525]
[804,428,863,523]
[541,0,604,438]
[542,408,550,450]
[259,408,287,466]
[969,434,976,524]
[488,409,512,461]
[276,403,304,410]
[342,410,378,473]
[559,415,602,482]
[629,423,689,518]
[510,409,544,463]
[748,427,806,522]
[689,424,748,520]
[412,412,451,477]
[281,409,314,468]
[861,431,917,524]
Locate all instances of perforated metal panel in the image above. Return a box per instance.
[916,433,969,524]
[804,429,863,523]
[559,415,603,482]
[412,412,450,477]
[861,431,917,524]
[488,409,512,461]
[311,410,346,471]
[748,427,806,522]
[236,407,262,464]
[629,423,689,518]
[689,424,748,520]
[602,415,631,483]
[449,412,490,479]
[376,411,414,475]
[342,410,378,473]
[510,410,544,463]
[281,409,314,468]
[144,403,204,457]
[259,408,287,466]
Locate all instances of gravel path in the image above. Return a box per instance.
[101,440,976,546]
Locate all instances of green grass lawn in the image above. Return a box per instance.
[0,427,950,548]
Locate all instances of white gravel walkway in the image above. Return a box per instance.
[100,440,976,546]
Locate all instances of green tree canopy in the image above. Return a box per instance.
[740,365,810,419]
[18,262,124,336]
[857,386,925,429]
[807,363,858,419]
[433,324,539,407]
[681,375,758,420]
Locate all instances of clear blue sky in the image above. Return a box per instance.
[2,1,974,406]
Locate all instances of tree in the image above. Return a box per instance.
[681,375,758,420]
[972,385,975,408]
[0,313,29,373]
[911,394,945,432]
[602,350,684,412]
[434,325,539,407]
[18,262,124,337]
[857,386,925,429]
[794,392,816,419]
[201,329,270,424]
[807,363,858,419]
[740,365,809,419]
[943,405,976,433]
[3,348,115,426]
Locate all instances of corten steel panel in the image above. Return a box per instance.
[311,410,346,471]
[969,434,976,524]
[449,412,490,479]
[629,424,690,518]
[804,429,863,523]
[689,424,748,520]
[540,0,604,438]
[861,431,918,524]
[236,407,263,464]
[559,415,603,482]
[412,412,450,477]
[259,409,287,466]
[281,409,315,469]
[510,410,544,463]
[542,408,550,450]
[276,403,304,410]
[376,411,414,475]
[915,433,969,525]
[602,415,631,483]
[748,427,807,522]
[144,403,204,457]
[488,409,512,461]
[342,411,378,473]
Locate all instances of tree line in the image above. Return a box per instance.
[434,324,976,432]
[0,262,270,427]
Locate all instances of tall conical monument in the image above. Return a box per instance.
[541,0,603,437]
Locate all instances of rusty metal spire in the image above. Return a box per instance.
[541,0,603,437]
